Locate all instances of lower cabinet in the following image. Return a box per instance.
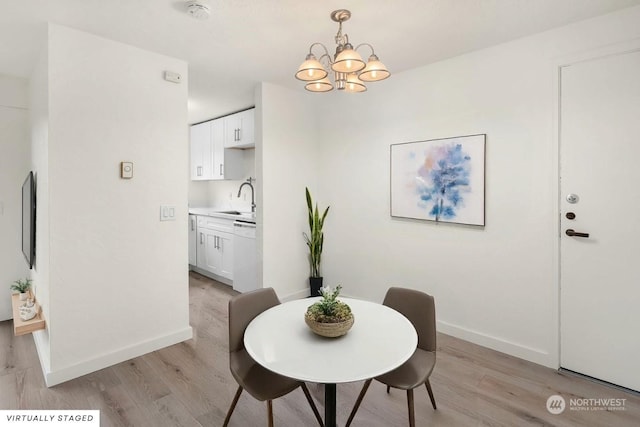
[197,228,234,280]
[194,216,234,281]
[188,215,197,266]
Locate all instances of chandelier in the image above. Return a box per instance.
[295,9,390,93]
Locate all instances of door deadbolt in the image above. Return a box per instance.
[566,212,576,220]
[566,194,579,204]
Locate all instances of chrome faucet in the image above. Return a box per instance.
[238,177,256,213]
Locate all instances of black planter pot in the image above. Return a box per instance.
[309,277,323,297]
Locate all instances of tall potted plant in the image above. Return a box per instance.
[303,187,330,297]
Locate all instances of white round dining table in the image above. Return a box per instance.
[244,297,418,427]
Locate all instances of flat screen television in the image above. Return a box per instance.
[22,171,36,269]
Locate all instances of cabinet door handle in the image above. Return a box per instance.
[197,166,202,176]
[219,164,223,175]
[237,127,241,141]
[235,128,239,141]
[200,232,204,244]
[191,218,195,231]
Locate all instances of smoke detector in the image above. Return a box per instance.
[186,0,211,20]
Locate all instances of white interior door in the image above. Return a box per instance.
[560,49,640,391]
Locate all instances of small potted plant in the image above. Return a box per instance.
[303,187,330,297]
[11,278,32,301]
[305,285,354,337]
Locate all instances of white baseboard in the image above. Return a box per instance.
[437,320,557,368]
[32,328,51,379]
[219,287,558,369]
[279,288,309,302]
[35,326,193,387]
[190,266,232,286]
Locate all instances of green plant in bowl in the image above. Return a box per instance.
[305,285,352,323]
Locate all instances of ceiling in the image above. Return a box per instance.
[1,0,638,123]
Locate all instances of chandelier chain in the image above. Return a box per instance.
[334,21,349,47]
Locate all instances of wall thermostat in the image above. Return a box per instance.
[121,162,133,179]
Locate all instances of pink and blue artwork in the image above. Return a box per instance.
[390,134,485,226]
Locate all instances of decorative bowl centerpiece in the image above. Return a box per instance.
[305,285,354,338]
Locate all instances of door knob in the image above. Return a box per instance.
[565,229,589,238]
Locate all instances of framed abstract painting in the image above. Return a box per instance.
[390,134,486,226]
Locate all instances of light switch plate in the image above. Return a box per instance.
[160,205,176,221]
[121,162,133,179]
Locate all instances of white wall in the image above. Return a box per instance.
[319,6,640,368]
[258,83,319,299]
[0,74,30,321]
[30,44,52,370]
[31,24,192,385]
[260,5,640,368]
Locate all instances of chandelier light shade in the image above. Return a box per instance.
[345,73,366,93]
[332,44,366,73]
[359,54,391,82]
[305,76,334,92]
[295,9,390,93]
[295,53,328,81]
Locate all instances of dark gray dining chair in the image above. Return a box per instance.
[346,287,437,427]
[223,287,324,427]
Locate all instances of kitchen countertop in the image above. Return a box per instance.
[189,207,256,223]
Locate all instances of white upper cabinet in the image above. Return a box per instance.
[211,119,225,180]
[190,118,243,180]
[190,121,212,180]
[224,108,255,148]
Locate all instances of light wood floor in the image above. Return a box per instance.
[1,272,639,426]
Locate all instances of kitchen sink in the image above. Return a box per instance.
[214,210,255,221]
